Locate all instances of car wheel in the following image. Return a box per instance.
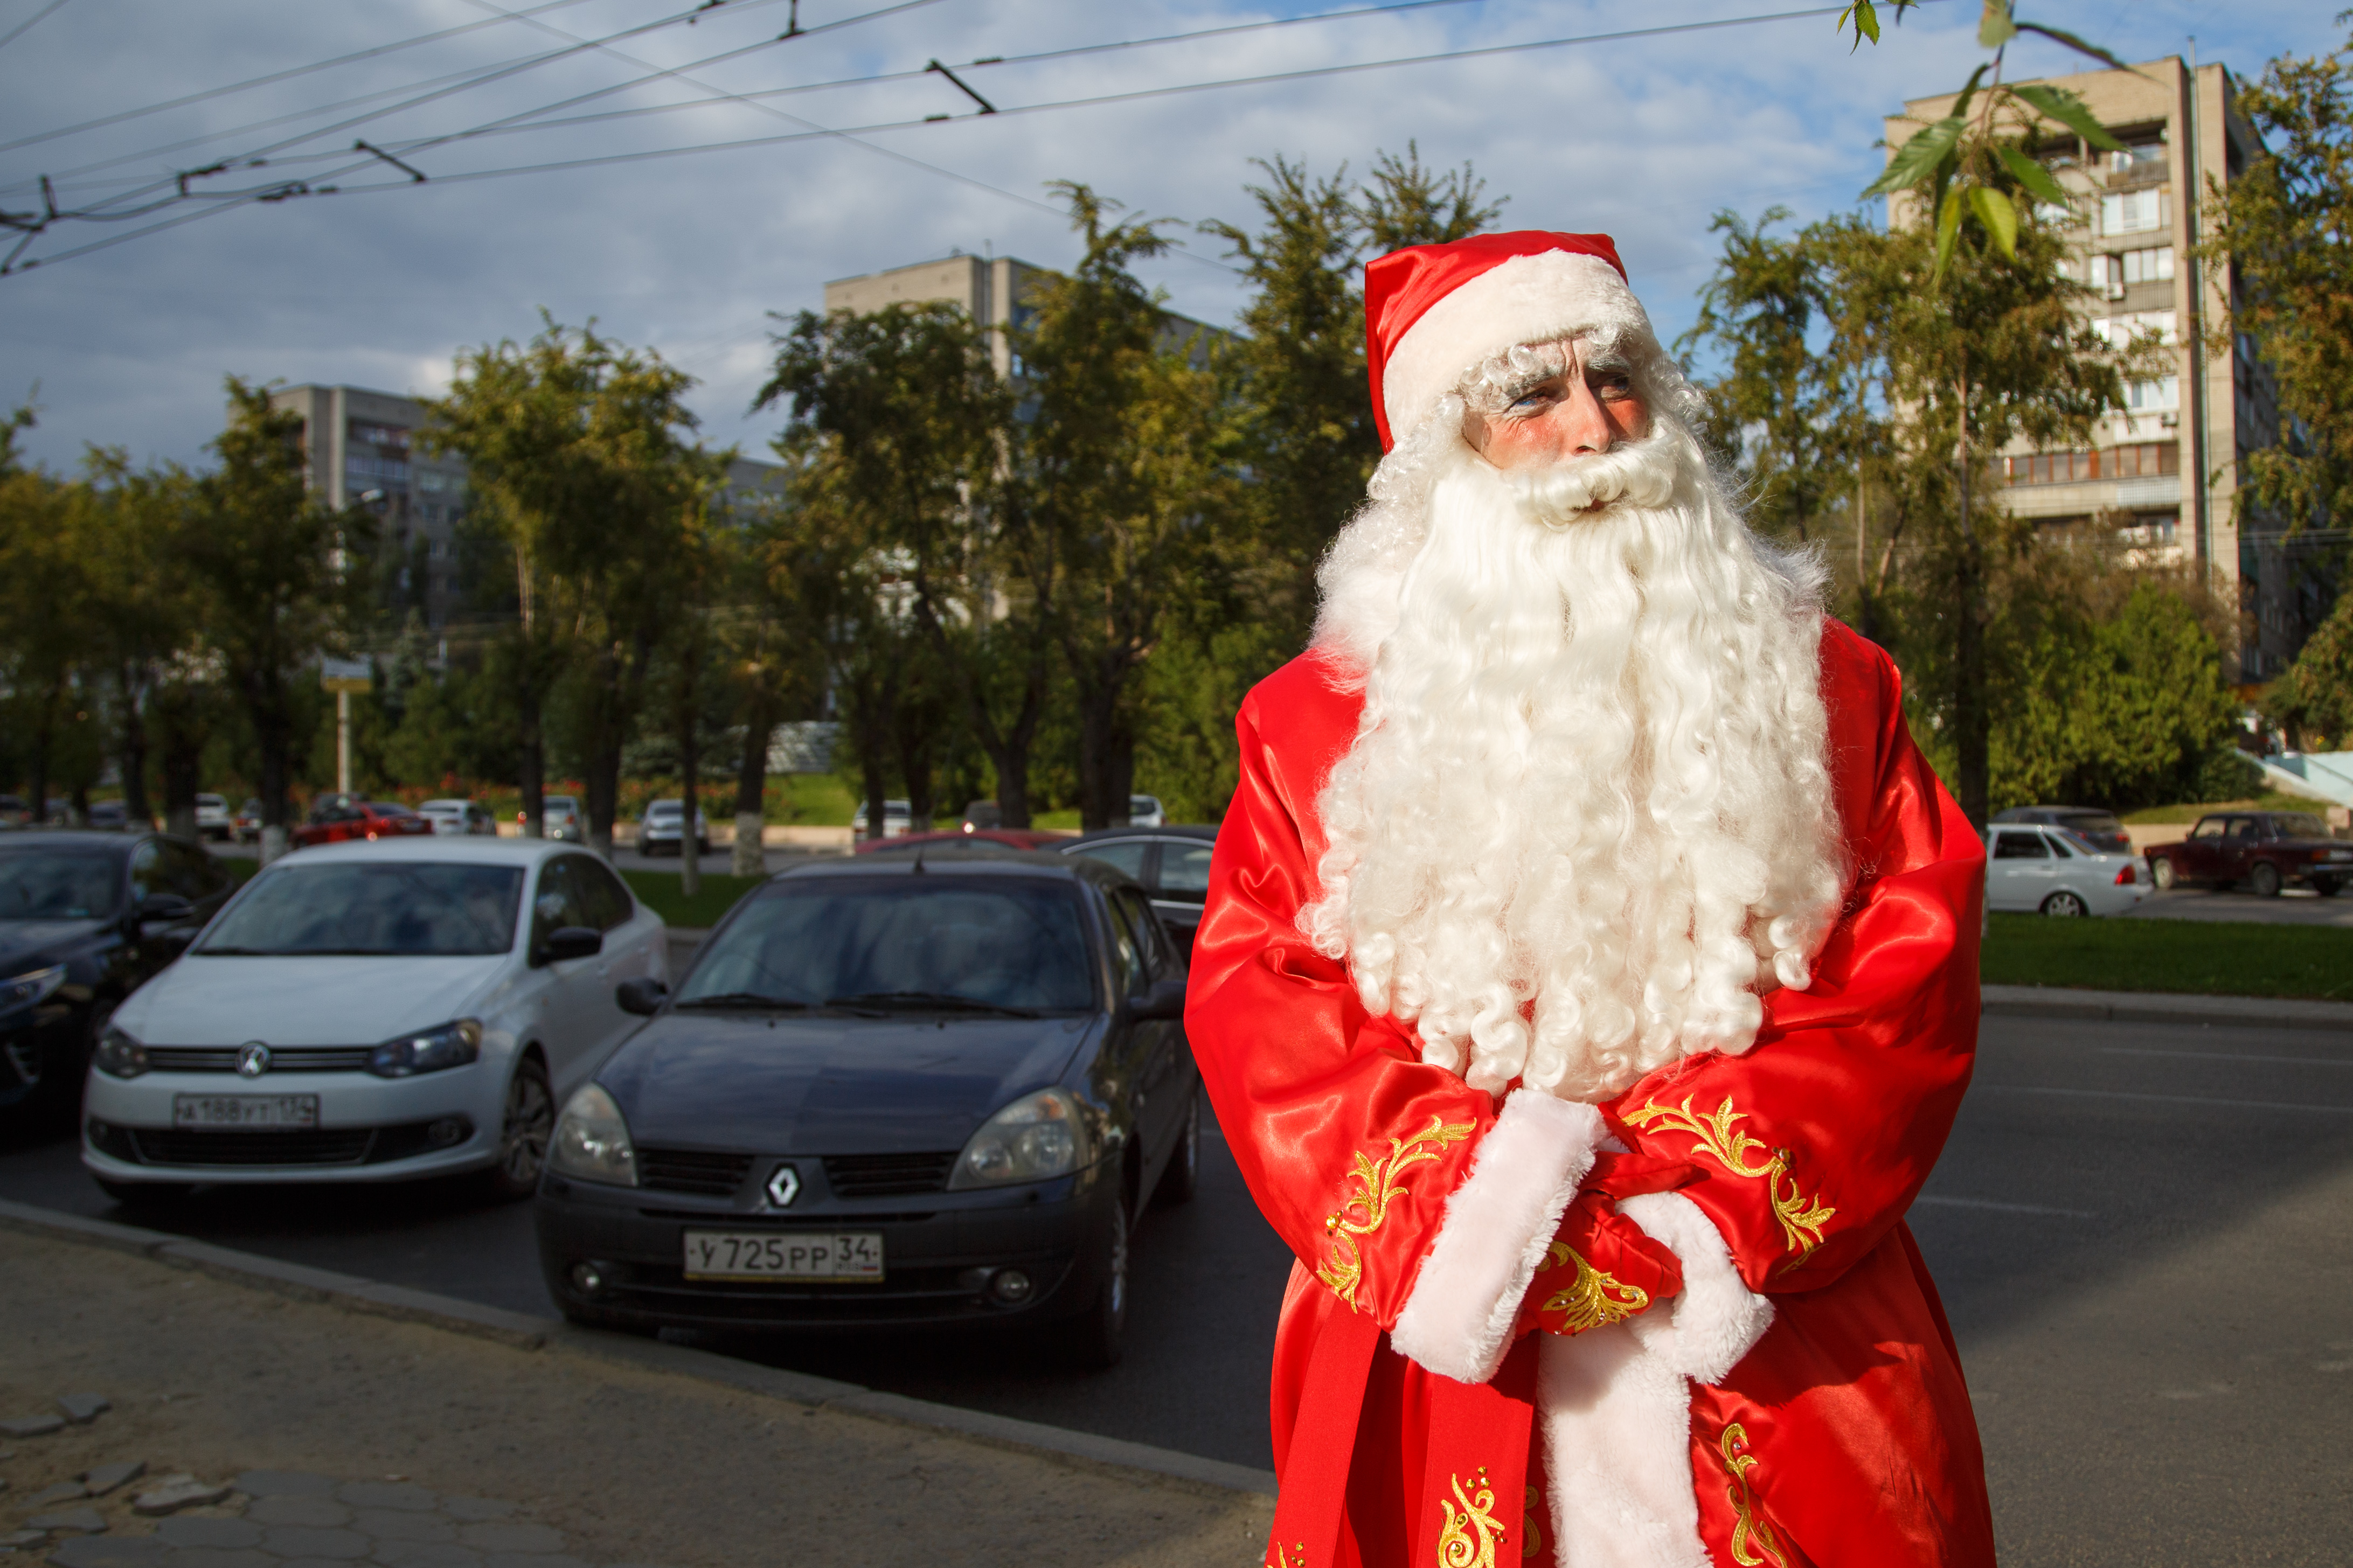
[483,1055,554,1201]
[2040,890,2088,918]
[2150,856,2176,891]
[2250,862,2283,898]
[2314,876,2342,898]
[1066,1195,1131,1370]
[95,1176,192,1210]
[1153,1091,1200,1208]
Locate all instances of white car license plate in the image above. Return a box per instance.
[682,1231,884,1281]
[172,1093,320,1129]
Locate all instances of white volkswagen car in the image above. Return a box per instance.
[1984,822,2148,916]
[82,839,666,1205]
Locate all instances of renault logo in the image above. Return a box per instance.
[235,1042,271,1078]
[765,1163,800,1208]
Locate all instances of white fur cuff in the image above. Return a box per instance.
[1390,1092,1606,1384]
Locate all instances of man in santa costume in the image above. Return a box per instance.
[1186,231,1995,1567]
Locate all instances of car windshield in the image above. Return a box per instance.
[199,863,522,956]
[2273,813,2330,839]
[0,849,121,921]
[677,878,1095,1013]
[2056,828,2106,856]
[2057,812,2124,836]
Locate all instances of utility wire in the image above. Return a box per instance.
[0,0,71,54]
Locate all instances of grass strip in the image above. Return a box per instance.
[1981,911,2353,1001]
[621,870,764,930]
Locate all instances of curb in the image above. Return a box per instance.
[0,1195,1278,1500]
[1981,983,2353,1034]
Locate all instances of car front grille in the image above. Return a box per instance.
[823,1151,957,1198]
[144,1046,375,1074]
[636,1148,754,1197]
[105,1117,469,1168]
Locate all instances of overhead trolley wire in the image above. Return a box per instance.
[0,0,72,55]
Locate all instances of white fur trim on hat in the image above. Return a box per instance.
[1382,249,1653,445]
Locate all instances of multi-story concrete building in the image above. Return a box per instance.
[261,385,789,631]
[1891,57,2310,681]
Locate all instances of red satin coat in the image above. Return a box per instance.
[1186,620,1996,1568]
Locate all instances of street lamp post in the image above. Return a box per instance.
[321,657,372,799]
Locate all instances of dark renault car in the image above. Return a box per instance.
[534,851,1196,1367]
[0,832,231,1113]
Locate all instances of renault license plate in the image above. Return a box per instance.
[172,1093,319,1128]
[683,1231,883,1281]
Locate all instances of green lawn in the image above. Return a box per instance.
[1981,911,2353,1001]
[621,870,764,930]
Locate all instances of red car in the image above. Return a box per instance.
[852,827,1071,855]
[289,795,438,849]
[2145,809,2353,897]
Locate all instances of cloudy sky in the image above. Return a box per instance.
[1,0,2335,473]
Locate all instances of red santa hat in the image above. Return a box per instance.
[1365,230,1649,450]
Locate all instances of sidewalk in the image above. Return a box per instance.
[0,1215,1273,1567]
[1981,982,2353,1032]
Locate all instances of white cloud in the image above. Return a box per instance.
[0,0,2335,471]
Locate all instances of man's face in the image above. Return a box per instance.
[1461,337,1650,472]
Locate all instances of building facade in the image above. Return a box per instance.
[1891,57,2309,681]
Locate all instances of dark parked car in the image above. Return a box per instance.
[1989,805,2130,854]
[1056,826,1217,956]
[290,795,436,850]
[534,852,1195,1367]
[856,828,1071,855]
[2146,810,2352,896]
[0,832,232,1113]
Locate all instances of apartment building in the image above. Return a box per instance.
[260,385,788,630]
[1890,57,2309,681]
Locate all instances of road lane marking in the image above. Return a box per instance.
[2100,1047,2353,1068]
[1914,1195,2097,1219]
[1980,1084,2353,1114]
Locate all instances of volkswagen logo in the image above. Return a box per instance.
[235,1042,271,1078]
[765,1163,800,1209]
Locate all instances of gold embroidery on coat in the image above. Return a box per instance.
[1538,1243,1651,1334]
[1436,1467,1504,1568]
[1623,1093,1835,1259]
[1315,1114,1475,1309]
[1267,1543,1307,1568]
[1717,1423,1787,1567]
[1523,1483,1545,1562]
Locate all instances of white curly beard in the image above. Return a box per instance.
[1301,421,1846,1102]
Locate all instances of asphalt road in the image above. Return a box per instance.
[2121,884,2353,926]
[3,1011,2348,1564]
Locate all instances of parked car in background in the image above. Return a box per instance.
[290,796,436,850]
[233,799,263,844]
[86,802,131,832]
[1984,823,2146,916]
[0,831,232,1115]
[637,799,711,857]
[538,795,584,843]
[195,795,232,841]
[533,849,1195,1367]
[1058,826,1216,954]
[0,796,27,827]
[83,838,667,1205]
[857,828,1070,856]
[419,798,497,837]
[1127,796,1165,829]
[2144,811,2352,896]
[849,799,913,840]
[1990,805,2130,854]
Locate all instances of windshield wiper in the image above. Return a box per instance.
[674,991,811,1012]
[823,991,1039,1019]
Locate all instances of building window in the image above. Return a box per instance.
[348,420,412,451]
[2100,189,2168,235]
[2003,443,2178,486]
[2091,309,2177,346]
[2123,377,2180,412]
[2106,441,2178,479]
[2087,246,2174,289]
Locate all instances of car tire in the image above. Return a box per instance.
[2315,876,2342,898]
[1066,1195,1130,1370]
[2250,862,2283,898]
[2150,856,2176,891]
[2040,890,2088,918]
[94,1176,192,1209]
[1153,1091,1200,1208]
[483,1054,554,1201]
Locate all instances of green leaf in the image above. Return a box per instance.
[1978,1,2017,48]
[1862,116,1962,197]
[2012,82,2126,151]
[1968,185,2019,258]
[2012,20,2133,73]
[1838,2,1880,48]
[1951,62,1992,127]
[1932,187,1963,284]
[1996,143,2072,208]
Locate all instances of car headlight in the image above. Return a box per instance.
[366,1019,482,1078]
[0,964,65,1014]
[95,1025,148,1079]
[948,1087,1092,1190]
[548,1083,637,1187]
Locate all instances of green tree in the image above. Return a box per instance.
[0,459,93,820]
[2266,585,2353,749]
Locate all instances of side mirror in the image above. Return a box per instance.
[1126,975,1186,1022]
[136,893,196,925]
[537,925,603,965]
[616,977,668,1016]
